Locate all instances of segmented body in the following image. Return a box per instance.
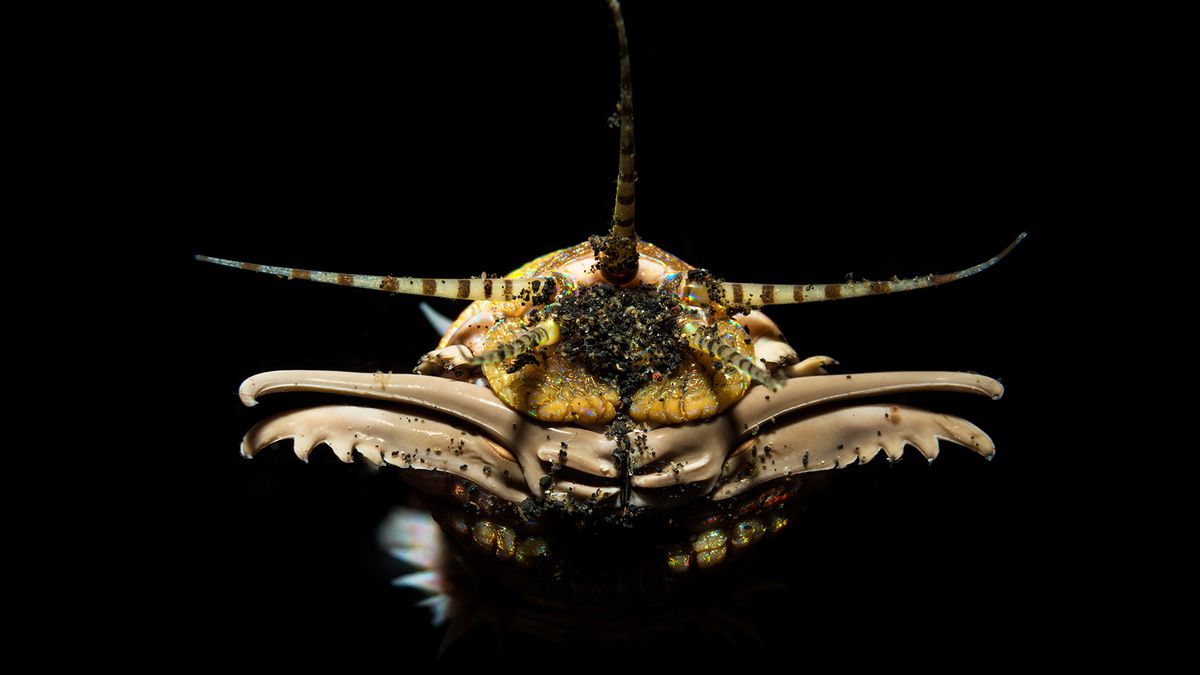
[438,240,773,427]
[200,0,1016,616]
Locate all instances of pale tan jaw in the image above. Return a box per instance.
[239,368,1001,507]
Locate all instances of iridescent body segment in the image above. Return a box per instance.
[440,240,758,426]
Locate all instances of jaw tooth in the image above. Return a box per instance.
[330,440,355,464]
[355,443,384,467]
[292,435,317,462]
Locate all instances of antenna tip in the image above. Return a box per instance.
[995,232,1028,261]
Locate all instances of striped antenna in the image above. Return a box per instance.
[470,319,561,366]
[717,233,1026,309]
[194,255,555,302]
[683,322,785,391]
[608,0,636,241]
[704,335,785,391]
[592,0,640,286]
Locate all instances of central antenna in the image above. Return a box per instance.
[592,0,640,286]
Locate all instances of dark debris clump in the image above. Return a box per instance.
[506,353,540,374]
[556,283,686,403]
[588,234,639,285]
[555,283,689,512]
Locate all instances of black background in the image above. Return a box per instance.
[102,0,1105,670]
